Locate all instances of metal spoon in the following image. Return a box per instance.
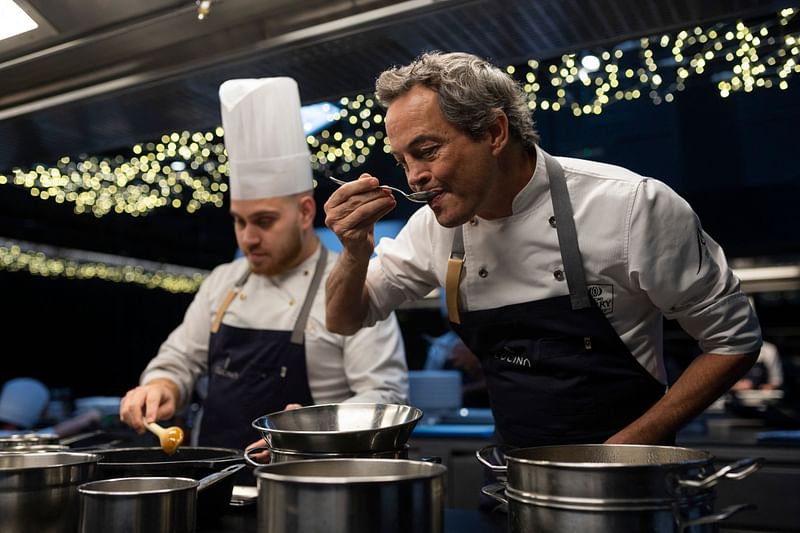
[145,421,185,456]
[328,176,439,203]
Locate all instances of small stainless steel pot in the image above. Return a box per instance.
[0,451,99,533]
[93,446,244,522]
[77,464,243,533]
[254,458,446,533]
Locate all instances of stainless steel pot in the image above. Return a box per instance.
[251,403,423,453]
[0,433,65,451]
[0,451,99,533]
[254,458,446,533]
[94,446,245,521]
[478,444,763,533]
[77,464,243,533]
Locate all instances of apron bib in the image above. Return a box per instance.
[448,153,666,447]
[198,247,327,449]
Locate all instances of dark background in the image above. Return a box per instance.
[2,75,799,397]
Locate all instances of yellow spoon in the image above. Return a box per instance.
[145,421,185,455]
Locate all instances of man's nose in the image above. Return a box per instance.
[406,161,431,188]
[241,224,260,244]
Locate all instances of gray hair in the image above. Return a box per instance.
[375,51,539,152]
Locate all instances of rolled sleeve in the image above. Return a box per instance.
[628,179,762,356]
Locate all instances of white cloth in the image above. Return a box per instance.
[756,341,783,387]
[363,146,762,384]
[141,247,408,408]
[219,77,313,200]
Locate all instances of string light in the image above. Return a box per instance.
[0,6,796,290]
[0,238,207,293]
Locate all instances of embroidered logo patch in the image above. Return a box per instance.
[588,284,614,314]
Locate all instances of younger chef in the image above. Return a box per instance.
[120,77,408,451]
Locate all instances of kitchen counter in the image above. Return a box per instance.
[198,506,507,533]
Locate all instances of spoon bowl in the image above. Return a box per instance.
[146,422,185,456]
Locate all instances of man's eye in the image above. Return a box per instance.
[395,160,408,170]
[420,147,438,159]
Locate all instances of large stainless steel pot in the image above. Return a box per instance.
[0,451,99,533]
[254,458,446,533]
[77,464,243,533]
[478,444,763,533]
[251,403,423,453]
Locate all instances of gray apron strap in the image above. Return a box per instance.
[543,152,591,310]
[290,246,329,344]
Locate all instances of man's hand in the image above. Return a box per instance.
[324,173,396,257]
[119,378,180,434]
[245,403,304,464]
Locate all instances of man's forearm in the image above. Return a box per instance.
[606,351,758,444]
[325,249,372,335]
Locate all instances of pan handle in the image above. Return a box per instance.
[197,464,246,492]
[677,457,764,489]
[475,445,509,474]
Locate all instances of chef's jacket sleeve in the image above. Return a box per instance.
[139,268,219,408]
[364,208,443,326]
[627,179,762,356]
[339,311,409,404]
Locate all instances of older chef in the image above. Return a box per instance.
[323,51,761,448]
[120,77,408,450]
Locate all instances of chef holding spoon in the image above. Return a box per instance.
[120,78,408,456]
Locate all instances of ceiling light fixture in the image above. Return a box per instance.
[0,0,38,41]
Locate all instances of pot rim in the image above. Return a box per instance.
[78,476,199,495]
[254,458,446,485]
[505,444,712,469]
[96,446,242,467]
[0,451,99,470]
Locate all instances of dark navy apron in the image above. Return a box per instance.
[198,247,327,450]
[447,153,667,448]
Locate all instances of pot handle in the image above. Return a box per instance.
[480,482,508,506]
[475,445,509,474]
[244,445,271,467]
[677,457,764,489]
[679,503,755,532]
[197,464,246,492]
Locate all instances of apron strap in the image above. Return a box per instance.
[210,267,251,334]
[290,246,328,344]
[544,152,591,310]
[446,227,465,324]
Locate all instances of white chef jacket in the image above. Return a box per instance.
[141,246,408,408]
[364,146,762,384]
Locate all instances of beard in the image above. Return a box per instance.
[246,224,304,276]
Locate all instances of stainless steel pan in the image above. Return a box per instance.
[251,403,423,453]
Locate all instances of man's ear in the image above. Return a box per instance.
[298,193,316,228]
[487,110,509,156]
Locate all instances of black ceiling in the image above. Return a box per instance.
[1,0,794,170]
